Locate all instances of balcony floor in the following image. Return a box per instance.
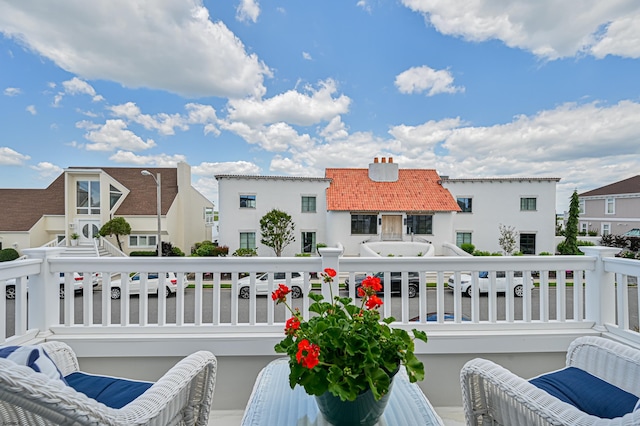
[209,406,465,425]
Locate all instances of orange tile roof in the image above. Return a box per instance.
[325,168,461,212]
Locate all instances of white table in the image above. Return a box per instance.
[241,358,445,426]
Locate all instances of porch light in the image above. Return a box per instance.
[141,170,162,258]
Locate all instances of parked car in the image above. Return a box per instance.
[238,272,305,299]
[623,228,640,237]
[109,272,187,299]
[344,271,420,298]
[4,272,99,299]
[447,271,530,297]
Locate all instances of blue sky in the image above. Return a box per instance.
[1,1,640,212]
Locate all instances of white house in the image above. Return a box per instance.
[216,158,559,256]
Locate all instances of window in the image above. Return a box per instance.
[606,198,615,214]
[456,232,472,247]
[520,197,537,211]
[77,181,100,214]
[406,215,432,235]
[351,214,377,235]
[457,197,472,213]
[579,199,585,214]
[301,231,316,253]
[240,195,256,208]
[301,196,316,213]
[580,222,588,233]
[109,185,122,209]
[240,232,256,249]
[602,223,611,236]
[204,207,214,225]
[129,235,157,247]
[520,233,536,255]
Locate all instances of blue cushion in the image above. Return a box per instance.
[65,372,153,409]
[530,367,639,419]
[0,345,67,385]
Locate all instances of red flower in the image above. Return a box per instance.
[324,268,337,278]
[296,339,320,369]
[271,284,290,303]
[285,316,300,335]
[365,294,383,310]
[362,276,382,292]
[357,287,366,298]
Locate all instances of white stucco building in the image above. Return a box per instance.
[216,159,560,257]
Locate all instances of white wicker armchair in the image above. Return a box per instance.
[461,336,640,426]
[0,341,217,425]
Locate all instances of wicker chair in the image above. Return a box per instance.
[461,336,640,425]
[0,341,217,425]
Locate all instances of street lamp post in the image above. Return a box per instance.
[141,170,162,257]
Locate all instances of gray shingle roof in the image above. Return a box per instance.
[579,175,640,197]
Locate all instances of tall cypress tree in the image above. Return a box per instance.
[560,190,580,255]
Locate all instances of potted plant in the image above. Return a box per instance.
[272,268,428,426]
[70,232,80,246]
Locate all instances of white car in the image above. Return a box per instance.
[447,271,530,297]
[238,272,305,299]
[4,272,99,299]
[109,272,187,299]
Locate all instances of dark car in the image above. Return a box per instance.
[344,271,420,298]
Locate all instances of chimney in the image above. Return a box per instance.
[368,157,399,182]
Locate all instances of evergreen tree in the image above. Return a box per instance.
[559,190,580,255]
[99,217,131,251]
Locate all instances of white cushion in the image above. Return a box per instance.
[0,345,67,384]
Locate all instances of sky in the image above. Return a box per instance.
[1,0,640,213]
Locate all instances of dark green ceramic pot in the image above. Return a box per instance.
[314,377,395,426]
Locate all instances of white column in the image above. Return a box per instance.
[22,247,65,337]
[580,246,621,329]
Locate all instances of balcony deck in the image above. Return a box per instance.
[1,245,640,423]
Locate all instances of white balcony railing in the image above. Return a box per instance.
[2,245,640,410]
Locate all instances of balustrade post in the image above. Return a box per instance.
[580,246,621,330]
[22,247,65,337]
[318,247,343,301]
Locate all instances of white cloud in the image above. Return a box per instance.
[3,87,20,96]
[395,66,464,96]
[227,79,351,126]
[302,51,312,60]
[54,77,103,106]
[401,0,640,59]
[236,0,260,23]
[109,102,188,136]
[83,119,156,151]
[319,116,349,141]
[220,121,314,152]
[108,150,187,166]
[0,147,31,165]
[0,0,271,98]
[193,160,261,176]
[30,161,63,177]
[26,105,37,115]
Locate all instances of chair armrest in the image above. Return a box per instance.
[39,341,80,376]
[115,350,217,426]
[461,358,619,426]
[567,336,640,396]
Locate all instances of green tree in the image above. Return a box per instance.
[498,224,517,255]
[260,209,295,257]
[99,217,131,252]
[559,190,580,255]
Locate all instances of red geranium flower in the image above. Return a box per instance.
[271,284,290,303]
[285,316,300,335]
[296,339,320,369]
[365,294,383,310]
[324,268,336,278]
[362,276,382,292]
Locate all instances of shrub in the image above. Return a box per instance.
[460,243,475,254]
[578,231,587,236]
[511,251,523,256]
[0,248,20,262]
[588,229,598,236]
[472,250,491,256]
[577,240,595,247]
[232,247,257,257]
[130,251,157,256]
[539,252,553,256]
[295,253,311,257]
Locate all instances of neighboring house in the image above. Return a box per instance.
[442,177,560,254]
[216,158,559,256]
[578,175,640,236]
[0,162,214,255]
[216,175,331,257]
